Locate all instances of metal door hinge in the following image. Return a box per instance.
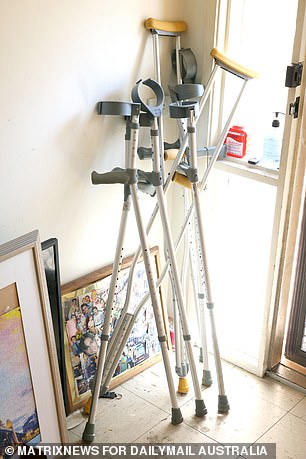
[289,96,300,118]
[285,63,303,88]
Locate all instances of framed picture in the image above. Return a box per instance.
[61,246,168,413]
[41,238,68,415]
[0,230,68,456]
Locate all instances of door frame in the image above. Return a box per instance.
[284,192,306,367]
[265,0,306,372]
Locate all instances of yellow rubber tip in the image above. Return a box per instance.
[83,396,92,415]
[210,48,259,80]
[178,377,189,394]
[144,18,187,34]
[172,172,192,189]
[164,149,179,161]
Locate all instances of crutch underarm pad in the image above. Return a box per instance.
[210,48,259,80]
[172,172,192,189]
[145,18,187,34]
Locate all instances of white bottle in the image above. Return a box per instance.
[263,112,284,169]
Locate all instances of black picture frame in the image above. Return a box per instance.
[41,238,68,415]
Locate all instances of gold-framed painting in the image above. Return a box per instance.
[61,246,169,413]
[0,231,68,456]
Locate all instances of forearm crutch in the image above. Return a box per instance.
[169,99,230,413]
[82,102,137,442]
[168,82,213,386]
[83,102,183,443]
[132,78,207,417]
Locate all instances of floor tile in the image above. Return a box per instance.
[181,382,286,444]
[228,366,305,411]
[256,411,306,459]
[70,386,169,443]
[68,430,82,443]
[68,353,306,453]
[66,409,87,430]
[290,396,306,422]
[135,416,217,443]
[122,362,195,413]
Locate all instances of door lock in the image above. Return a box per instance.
[289,96,300,119]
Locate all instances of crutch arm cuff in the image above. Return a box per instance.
[211,48,259,80]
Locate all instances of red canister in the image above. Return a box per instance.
[225,125,247,158]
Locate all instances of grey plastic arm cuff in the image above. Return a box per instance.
[169,101,198,119]
[173,83,204,101]
[176,163,198,182]
[138,147,153,160]
[97,101,140,117]
[164,139,180,150]
[131,78,164,117]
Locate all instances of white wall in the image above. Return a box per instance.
[0,0,183,283]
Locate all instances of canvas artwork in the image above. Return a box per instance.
[0,284,40,455]
[62,260,161,406]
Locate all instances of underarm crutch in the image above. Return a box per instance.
[131,78,207,417]
[144,18,198,394]
[145,18,217,388]
[83,102,183,443]
[82,101,135,442]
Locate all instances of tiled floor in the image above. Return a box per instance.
[68,352,306,459]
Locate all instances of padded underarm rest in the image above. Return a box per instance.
[210,48,259,80]
[145,18,187,35]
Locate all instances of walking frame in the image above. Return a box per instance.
[82,18,258,443]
